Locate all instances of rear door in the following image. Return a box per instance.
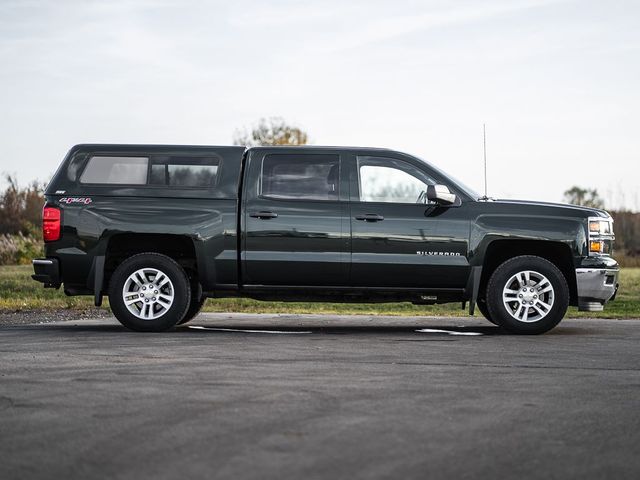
[241,149,350,286]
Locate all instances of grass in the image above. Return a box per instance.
[1,265,638,319]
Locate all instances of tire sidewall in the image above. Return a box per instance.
[109,253,191,332]
[476,298,499,325]
[177,281,204,325]
[486,256,569,334]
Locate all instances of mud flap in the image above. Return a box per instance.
[93,255,105,307]
[465,266,482,316]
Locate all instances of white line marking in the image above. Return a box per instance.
[188,326,312,334]
[415,328,483,336]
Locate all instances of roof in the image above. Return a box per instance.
[70,143,399,154]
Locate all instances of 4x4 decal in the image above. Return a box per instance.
[59,197,92,205]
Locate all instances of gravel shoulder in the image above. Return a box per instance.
[0,308,111,325]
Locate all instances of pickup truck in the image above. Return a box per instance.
[32,144,619,334]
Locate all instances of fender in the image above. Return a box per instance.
[470,213,587,266]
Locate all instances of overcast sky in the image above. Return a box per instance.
[1,0,638,209]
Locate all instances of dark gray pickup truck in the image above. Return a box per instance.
[32,144,619,334]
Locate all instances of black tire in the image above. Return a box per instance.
[178,294,206,325]
[109,253,191,332]
[486,255,569,335]
[476,298,499,326]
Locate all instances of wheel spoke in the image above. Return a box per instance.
[503,269,554,323]
[537,300,552,310]
[125,297,141,306]
[157,294,172,305]
[517,273,526,287]
[532,305,546,317]
[122,267,174,320]
[138,271,150,286]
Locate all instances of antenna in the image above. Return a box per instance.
[483,123,488,199]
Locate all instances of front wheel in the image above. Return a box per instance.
[486,255,569,334]
[476,298,499,326]
[109,253,191,332]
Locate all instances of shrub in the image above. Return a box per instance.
[0,174,45,236]
[0,233,44,265]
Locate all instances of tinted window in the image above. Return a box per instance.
[149,157,220,187]
[358,156,436,203]
[80,156,148,184]
[261,154,339,201]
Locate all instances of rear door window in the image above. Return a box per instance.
[80,156,149,184]
[260,154,339,201]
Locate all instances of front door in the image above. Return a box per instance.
[242,150,349,286]
[349,155,470,288]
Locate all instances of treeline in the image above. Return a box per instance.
[0,175,639,266]
[610,211,640,267]
[0,175,45,265]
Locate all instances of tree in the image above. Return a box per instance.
[563,186,604,209]
[233,117,309,146]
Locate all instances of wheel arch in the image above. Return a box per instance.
[104,233,200,294]
[480,239,577,305]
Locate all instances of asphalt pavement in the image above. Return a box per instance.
[1,313,639,480]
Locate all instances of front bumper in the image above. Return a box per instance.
[576,268,619,311]
[32,258,61,288]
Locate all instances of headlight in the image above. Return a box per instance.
[587,217,614,256]
[589,219,612,235]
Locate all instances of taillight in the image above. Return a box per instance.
[43,206,61,242]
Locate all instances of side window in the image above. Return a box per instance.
[261,154,339,201]
[80,156,149,184]
[149,156,220,188]
[357,156,436,203]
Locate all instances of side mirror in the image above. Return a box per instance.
[427,184,457,205]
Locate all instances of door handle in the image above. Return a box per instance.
[250,211,278,220]
[355,214,384,222]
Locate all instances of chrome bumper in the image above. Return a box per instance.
[576,268,619,312]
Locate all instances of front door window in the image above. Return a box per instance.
[357,157,436,204]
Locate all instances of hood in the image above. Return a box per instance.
[488,199,610,218]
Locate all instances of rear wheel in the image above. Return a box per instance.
[178,281,206,325]
[109,253,191,332]
[486,255,569,335]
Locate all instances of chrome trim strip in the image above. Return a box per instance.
[32,259,54,265]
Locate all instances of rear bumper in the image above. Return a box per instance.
[576,267,619,312]
[32,258,61,288]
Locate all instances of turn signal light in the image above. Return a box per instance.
[43,206,61,242]
[589,240,603,253]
